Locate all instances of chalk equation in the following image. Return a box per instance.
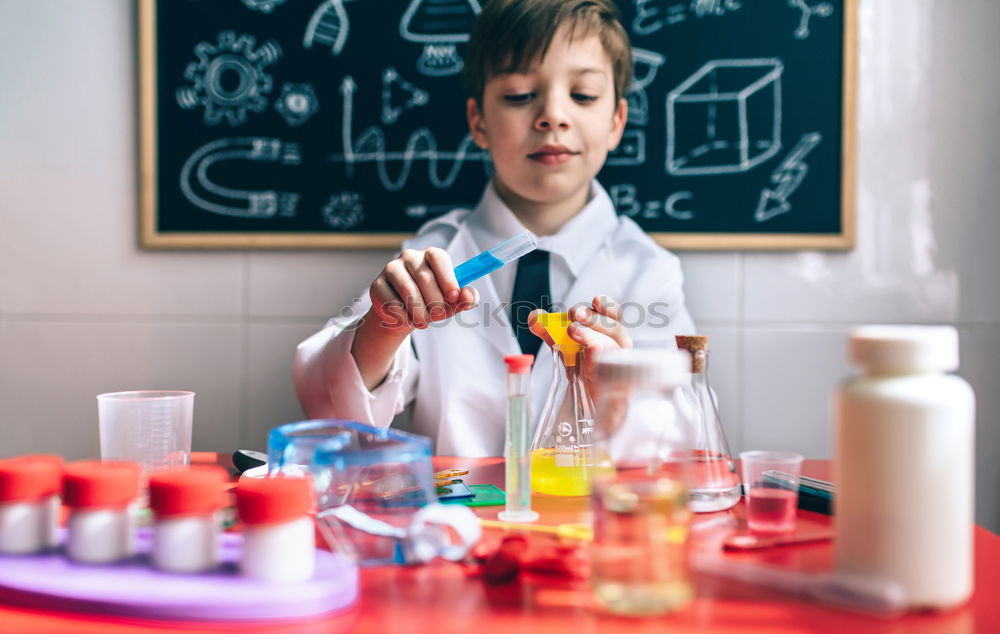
[631,0,833,40]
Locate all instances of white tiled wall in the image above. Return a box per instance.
[1,1,997,532]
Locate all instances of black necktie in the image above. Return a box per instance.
[509,250,551,357]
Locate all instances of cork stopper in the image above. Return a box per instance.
[675,335,709,373]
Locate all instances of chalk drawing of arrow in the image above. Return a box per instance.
[755,132,822,222]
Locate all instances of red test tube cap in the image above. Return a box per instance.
[504,354,534,374]
[149,467,228,518]
[0,457,64,503]
[62,460,140,510]
[235,476,314,527]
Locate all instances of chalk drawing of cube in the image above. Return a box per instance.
[666,59,783,176]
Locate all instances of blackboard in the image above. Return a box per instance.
[139,0,856,249]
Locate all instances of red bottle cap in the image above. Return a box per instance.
[62,461,140,509]
[235,476,313,526]
[13,454,65,469]
[148,467,228,518]
[0,456,64,502]
[503,354,535,374]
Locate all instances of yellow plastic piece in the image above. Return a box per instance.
[480,519,593,541]
[536,312,582,366]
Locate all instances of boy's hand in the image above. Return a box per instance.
[527,296,633,398]
[368,247,479,334]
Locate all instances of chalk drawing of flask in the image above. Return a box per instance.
[400,0,482,77]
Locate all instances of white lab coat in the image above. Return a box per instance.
[294,181,695,457]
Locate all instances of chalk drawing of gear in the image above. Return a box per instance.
[176,31,282,126]
[274,83,320,127]
[180,137,301,218]
[322,191,364,229]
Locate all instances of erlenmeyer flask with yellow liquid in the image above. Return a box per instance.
[529,312,599,496]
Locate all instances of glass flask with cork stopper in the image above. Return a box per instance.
[674,335,740,512]
[529,313,599,496]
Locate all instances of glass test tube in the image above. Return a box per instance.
[498,354,538,523]
[454,230,537,288]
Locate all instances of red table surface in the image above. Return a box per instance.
[0,458,997,633]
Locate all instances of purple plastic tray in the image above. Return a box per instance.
[0,529,358,621]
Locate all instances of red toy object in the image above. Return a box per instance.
[481,535,528,584]
[523,544,589,580]
[472,534,589,585]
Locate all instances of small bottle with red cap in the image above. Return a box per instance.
[148,467,227,573]
[235,476,315,583]
[0,455,64,554]
[62,460,140,564]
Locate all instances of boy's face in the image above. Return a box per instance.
[467,27,627,218]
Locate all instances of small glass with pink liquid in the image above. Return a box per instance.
[739,451,804,534]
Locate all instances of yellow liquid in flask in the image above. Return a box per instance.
[531,448,614,496]
[530,448,590,496]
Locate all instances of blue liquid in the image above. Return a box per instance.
[454,251,504,287]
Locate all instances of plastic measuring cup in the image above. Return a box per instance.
[454,230,537,287]
[97,391,194,473]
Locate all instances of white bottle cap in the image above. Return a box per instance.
[848,325,959,372]
[596,348,691,386]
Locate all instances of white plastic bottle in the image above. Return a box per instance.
[235,476,315,583]
[148,467,227,573]
[63,461,141,564]
[0,456,64,554]
[834,325,975,610]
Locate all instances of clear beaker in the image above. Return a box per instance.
[529,313,597,496]
[674,335,740,512]
[590,348,694,616]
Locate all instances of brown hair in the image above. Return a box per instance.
[464,0,633,106]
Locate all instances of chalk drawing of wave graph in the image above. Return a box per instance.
[328,75,488,191]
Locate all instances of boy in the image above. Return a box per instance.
[294,0,694,457]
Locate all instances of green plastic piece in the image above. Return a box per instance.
[441,483,505,507]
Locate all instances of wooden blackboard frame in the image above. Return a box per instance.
[139,0,856,250]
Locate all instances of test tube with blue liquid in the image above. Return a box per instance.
[454,230,537,288]
[498,354,538,523]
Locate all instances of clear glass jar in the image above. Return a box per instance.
[589,348,694,617]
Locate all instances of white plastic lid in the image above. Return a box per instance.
[596,348,691,386]
[848,325,959,371]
